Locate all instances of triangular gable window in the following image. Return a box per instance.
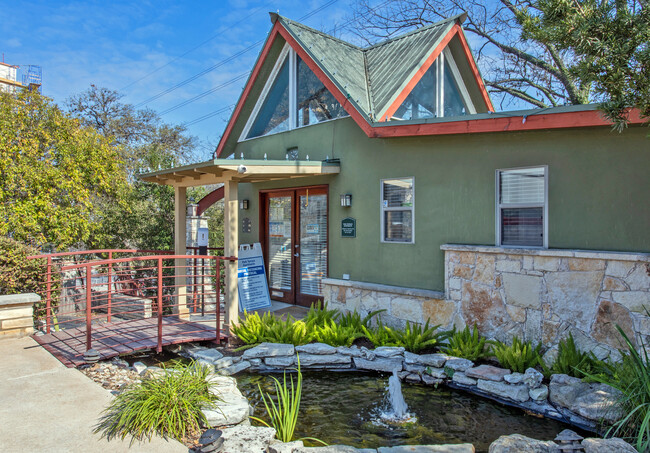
[393,49,475,120]
[243,45,348,140]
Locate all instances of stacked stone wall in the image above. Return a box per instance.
[323,246,649,361]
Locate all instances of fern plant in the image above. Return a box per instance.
[492,337,544,373]
[545,332,604,378]
[442,325,491,361]
[385,320,450,354]
[231,311,279,345]
[361,318,394,347]
[313,319,362,347]
[261,316,313,346]
[304,301,339,329]
[338,309,385,331]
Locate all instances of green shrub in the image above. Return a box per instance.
[0,237,61,323]
[313,319,362,347]
[586,327,650,452]
[493,337,544,373]
[545,333,605,378]
[442,325,491,361]
[304,301,339,328]
[94,361,219,444]
[385,320,451,354]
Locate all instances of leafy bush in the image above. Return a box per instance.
[545,333,604,378]
[0,237,61,323]
[94,361,219,444]
[313,320,362,347]
[586,327,650,452]
[442,325,491,361]
[385,320,450,353]
[304,301,339,328]
[493,337,544,373]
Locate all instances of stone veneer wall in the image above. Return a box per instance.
[323,246,649,362]
[0,293,39,337]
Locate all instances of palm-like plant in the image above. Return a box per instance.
[385,320,450,354]
[442,325,491,361]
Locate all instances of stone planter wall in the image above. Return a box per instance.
[442,245,650,361]
[0,293,39,338]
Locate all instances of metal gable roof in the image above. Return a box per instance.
[275,13,467,120]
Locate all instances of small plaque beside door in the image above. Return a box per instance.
[341,217,356,238]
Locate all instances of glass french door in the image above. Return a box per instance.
[263,187,328,307]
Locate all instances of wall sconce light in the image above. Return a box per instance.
[340,194,352,207]
[240,199,249,210]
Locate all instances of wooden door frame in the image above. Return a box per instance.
[259,184,329,306]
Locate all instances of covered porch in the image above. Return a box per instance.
[139,158,340,334]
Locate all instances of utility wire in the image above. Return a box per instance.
[119,3,269,92]
[134,0,339,108]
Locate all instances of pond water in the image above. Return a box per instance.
[237,371,581,452]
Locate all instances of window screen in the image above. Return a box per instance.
[498,167,546,247]
[382,178,414,243]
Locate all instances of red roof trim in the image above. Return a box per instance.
[371,108,644,138]
[380,24,458,121]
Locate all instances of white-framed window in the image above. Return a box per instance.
[239,44,348,141]
[381,177,415,243]
[392,49,476,121]
[496,166,548,248]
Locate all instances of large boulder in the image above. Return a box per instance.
[489,434,557,452]
[549,374,623,422]
[203,375,251,427]
[217,424,276,453]
[378,445,475,452]
[243,343,295,359]
[581,437,638,453]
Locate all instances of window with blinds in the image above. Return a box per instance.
[381,178,414,243]
[497,167,547,248]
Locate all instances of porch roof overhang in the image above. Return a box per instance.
[139,158,340,187]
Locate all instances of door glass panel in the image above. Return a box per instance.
[299,194,327,296]
[268,196,292,290]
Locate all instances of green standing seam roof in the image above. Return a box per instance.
[273,13,468,121]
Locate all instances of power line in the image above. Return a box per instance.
[184,104,236,127]
[134,0,340,108]
[159,71,249,115]
[119,3,269,92]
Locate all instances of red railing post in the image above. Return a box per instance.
[85,264,92,351]
[107,251,112,323]
[45,256,52,334]
[215,257,221,342]
[157,257,163,353]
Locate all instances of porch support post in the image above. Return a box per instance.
[174,185,189,319]
[223,179,239,335]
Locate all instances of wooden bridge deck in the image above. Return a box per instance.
[33,317,225,368]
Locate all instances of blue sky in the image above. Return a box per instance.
[0,0,354,160]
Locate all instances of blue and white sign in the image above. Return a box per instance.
[237,243,272,312]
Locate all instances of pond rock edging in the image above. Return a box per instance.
[183,342,624,433]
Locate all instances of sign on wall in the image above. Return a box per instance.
[341,217,356,238]
[237,243,272,311]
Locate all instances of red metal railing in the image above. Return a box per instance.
[27,250,236,353]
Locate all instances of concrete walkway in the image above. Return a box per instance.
[0,336,187,453]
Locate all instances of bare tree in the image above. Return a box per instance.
[347,0,592,110]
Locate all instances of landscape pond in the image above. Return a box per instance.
[237,371,584,452]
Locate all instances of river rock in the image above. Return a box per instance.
[243,342,295,359]
[192,348,224,363]
[337,346,364,357]
[452,372,477,386]
[549,374,623,422]
[218,424,276,453]
[131,361,147,375]
[265,356,295,368]
[503,372,525,384]
[378,445,475,452]
[488,434,557,452]
[465,365,510,382]
[299,353,351,367]
[581,437,638,453]
[422,375,443,386]
[426,367,447,379]
[523,368,544,388]
[404,363,427,374]
[405,373,422,383]
[353,357,403,372]
[297,343,337,355]
[415,353,449,368]
[373,346,405,358]
[445,357,474,372]
[295,446,375,452]
[218,360,251,376]
[529,385,549,402]
[214,356,242,369]
[268,440,305,453]
[204,376,250,426]
[477,380,530,402]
